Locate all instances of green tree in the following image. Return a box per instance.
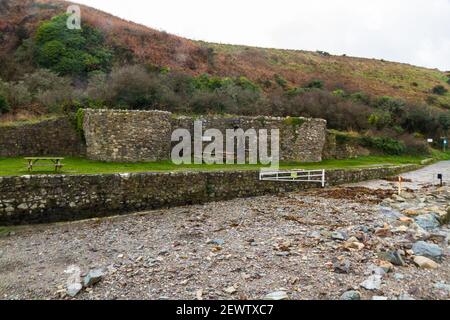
[34,14,112,77]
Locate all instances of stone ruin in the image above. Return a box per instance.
[82,109,328,163]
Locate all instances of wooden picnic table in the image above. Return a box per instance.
[24,157,64,172]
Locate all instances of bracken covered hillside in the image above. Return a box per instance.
[1,0,450,109]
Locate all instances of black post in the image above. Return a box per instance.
[437,174,443,187]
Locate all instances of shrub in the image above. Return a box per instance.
[192,74,229,91]
[305,79,324,89]
[285,87,307,97]
[0,95,10,114]
[438,112,450,132]
[400,134,430,155]
[426,95,438,105]
[401,104,438,134]
[276,90,372,131]
[432,85,448,95]
[274,74,288,89]
[284,116,305,127]
[103,65,182,111]
[447,78,450,85]
[316,51,331,57]
[189,90,231,114]
[359,136,406,155]
[350,92,370,105]
[234,76,260,92]
[332,89,347,97]
[368,110,392,130]
[22,69,70,93]
[373,96,405,115]
[4,81,32,107]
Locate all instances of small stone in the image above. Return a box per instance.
[83,269,104,287]
[403,209,419,216]
[378,261,394,273]
[367,264,387,276]
[340,290,361,300]
[67,283,82,297]
[392,225,409,233]
[333,258,351,274]
[224,286,237,294]
[343,237,365,251]
[399,217,414,225]
[331,231,347,241]
[372,296,388,300]
[375,227,391,237]
[208,239,225,246]
[413,256,439,269]
[64,265,82,297]
[17,203,28,210]
[377,251,405,266]
[196,289,203,300]
[412,241,443,261]
[434,282,450,293]
[361,275,382,291]
[264,291,288,300]
[393,195,405,202]
[380,207,404,220]
[394,273,405,281]
[398,293,415,300]
[158,249,169,256]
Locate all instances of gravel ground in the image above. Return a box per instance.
[0,181,448,300]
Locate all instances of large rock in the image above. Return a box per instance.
[412,241,443,261]
[415,214,440,231]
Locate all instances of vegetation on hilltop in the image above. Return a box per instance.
[0,0,449,157]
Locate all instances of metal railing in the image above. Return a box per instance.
[259,169,326,187]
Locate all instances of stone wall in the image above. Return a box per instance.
[0,117,85,157]
[172,115,327,162]
[83,109,172,162]
[83,110,327,163]
[0,164,421,225]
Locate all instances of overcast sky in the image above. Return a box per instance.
[73,0,450,71]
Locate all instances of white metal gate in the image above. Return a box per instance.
[259,169,326,187]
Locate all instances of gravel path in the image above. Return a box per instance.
[345,161,450,190]
[0,183,448,300]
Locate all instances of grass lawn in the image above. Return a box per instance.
[0,153,448,176]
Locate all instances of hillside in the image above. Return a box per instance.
[1,0,450,109]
